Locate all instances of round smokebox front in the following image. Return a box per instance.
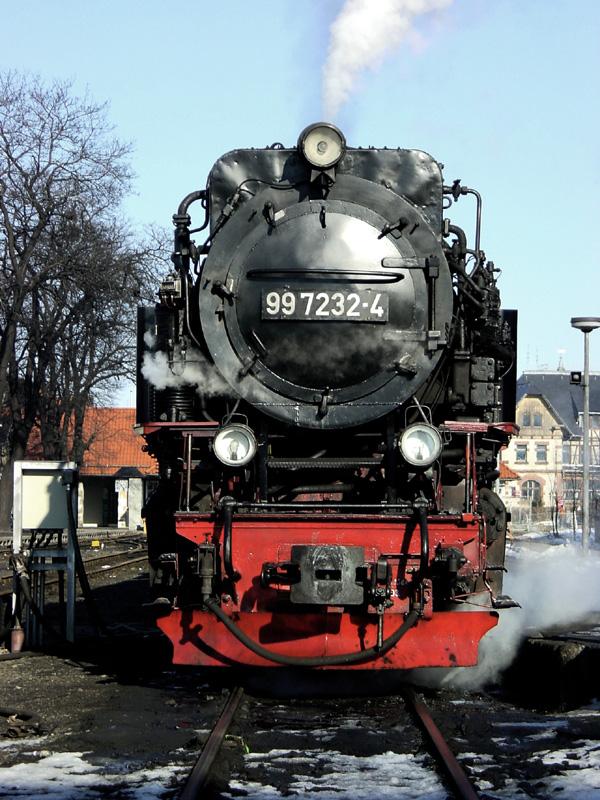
[199,187,452,428]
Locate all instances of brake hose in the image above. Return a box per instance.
[205,504,433,666]
[204,599,419,667]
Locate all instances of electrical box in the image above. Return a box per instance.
[12,461,78,553]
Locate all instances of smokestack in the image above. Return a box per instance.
[322,0,453,119]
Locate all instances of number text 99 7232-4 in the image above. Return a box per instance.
[261,289,389,322]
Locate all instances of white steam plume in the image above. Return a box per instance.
[142,349,231,397]
[322,0,453,119]
[411,544,600,690]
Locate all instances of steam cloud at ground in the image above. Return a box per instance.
[412,544,600,690]
[322,0,453,119]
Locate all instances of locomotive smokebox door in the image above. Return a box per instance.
[290,545,365,605]
[198,139,454,430]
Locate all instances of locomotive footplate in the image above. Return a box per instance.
[287,545,366,605]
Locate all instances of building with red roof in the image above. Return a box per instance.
[24,408,158,530]
[499,462,520,481]
[76,408,157,529]
[78,408,156,478]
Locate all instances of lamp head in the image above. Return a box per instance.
[571,316,600,333]
[297,122,346,170]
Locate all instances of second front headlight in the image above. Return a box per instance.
[399,423,442,468]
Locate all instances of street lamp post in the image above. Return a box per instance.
[571,316,600,551]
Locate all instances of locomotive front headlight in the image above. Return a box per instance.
[298,122,346,170]
[213,424,257,467]
[399,424,443,468]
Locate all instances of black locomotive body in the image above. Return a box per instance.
[137,124,517,669]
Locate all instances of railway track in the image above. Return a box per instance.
[0,546,148,598]
[182,685,482,799]
[0,530,145,549]
[180,687,245,799]
[403,687,480,800]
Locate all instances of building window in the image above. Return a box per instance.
[562,443,571,464]
[516,444,528,462]
[521,411,531,426]
[533,412,542,427]
[521,479,542,503]
[536,444,548,463]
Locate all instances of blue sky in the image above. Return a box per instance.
[2,0,599,395]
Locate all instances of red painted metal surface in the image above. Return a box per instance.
[442,420,519,435]
[158,607,498,669]
[155,512,498,669]
[174,513,483,614]
[176,513,481,557]
[134,421,218,436]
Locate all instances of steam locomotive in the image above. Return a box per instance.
[136,123,517,669]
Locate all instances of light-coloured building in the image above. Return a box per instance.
[500,370,600,528]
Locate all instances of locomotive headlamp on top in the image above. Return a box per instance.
[399,423,443,468]
[297,122,346,170]
[213,424,257,467]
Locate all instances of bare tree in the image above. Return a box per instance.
[35,218,158,462]
[0,72,157,529]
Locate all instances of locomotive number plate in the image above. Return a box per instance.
[261,289,389,322]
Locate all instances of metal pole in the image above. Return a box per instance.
[582,330,590,551]
[529,486,533,530]
[570,317,600,552]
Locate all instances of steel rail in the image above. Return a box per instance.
[0,531,146,549]
[403,687,480,800]
[180,686,245,799]
[77,545,144,562]
[82,554,148,576]
[0,554,149,598]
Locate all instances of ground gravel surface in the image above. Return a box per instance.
[213,688,600,799]
[1,559,599,798]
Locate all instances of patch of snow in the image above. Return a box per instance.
[522,729,563,743]
[225,749,446,799]
[447,699,481,705]
[566,699,600,717]
[226,781,281,797]
[459,752,494,762]
[491,720,569,729]
[468,739,600,799]
[0,736,47,751]
[310,729,336,741]
[0,751,187,799]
